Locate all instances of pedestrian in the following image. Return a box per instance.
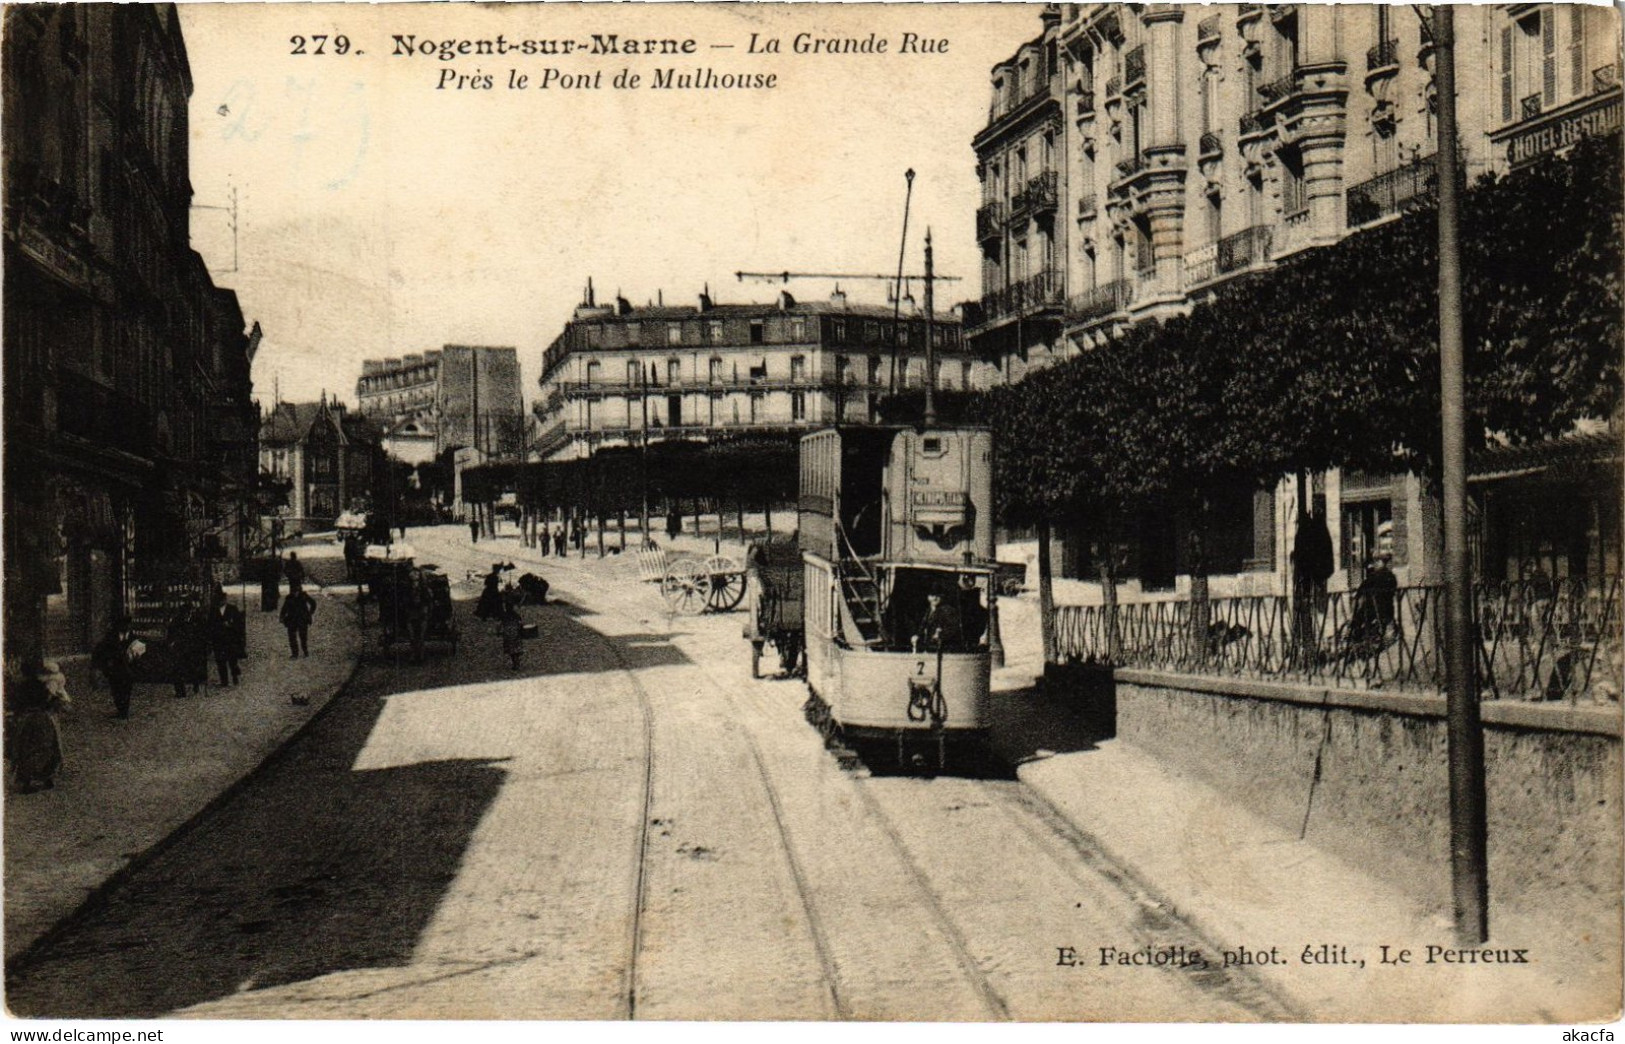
[166,607,207,698]
[499,588,524,669]
[207,590,246,686]
[475,566,503,621]
[1346,551,1398,656]
[469,517,480,543]
[92,616,143,720]
[7,657,70,792]
[283,552,305,591]
[279,586,317,658]
[553,524,566,557]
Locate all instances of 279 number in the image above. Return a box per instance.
[290,35,352,55]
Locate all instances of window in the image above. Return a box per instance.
[832,319,848,342]
[789,317,807,341]
[667,358,680,385]
[709,391,723,423]
[626,359,639,386]
[748,391,763,423]
[961,360,973,390]
[586,360,602,385]
[790,355,806,381]
[749,319,766,345]
[1343,498,1395,587]
[868,356,883,386]
[1503,10,1554,122]
[625,321,641,345]
[709,357,723,384]
[706,320,723,344]
[1280,146,1307,218]
[791,391,806,421]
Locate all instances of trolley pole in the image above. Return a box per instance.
[889,169,916,397]
[923,228,936,428]
[1436,4,1489,945]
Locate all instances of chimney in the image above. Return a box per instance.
[699,282,713,312]
[777,290,796,311]
[403,353,424,368]
[829,286,847,310]
[361,360,385,377]
[585,277,596,308]
[615,295,634,316]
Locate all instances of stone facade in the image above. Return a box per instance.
[355,346,526,463]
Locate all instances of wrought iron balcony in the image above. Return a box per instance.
[1346,152,1437,227]
[1014,169,1059,216]
[1105,75,1122,99]
[1366,37,1399,73]
[1114,152,1147,180]
[976,201,1006,245]
[1595,62,1622,93]
[1199,130,1222,159]
[1239,109,1267,137]
[1258,71,1300,106]
[1124,45,1146,89]
[1521,93,1542,120]
[1197,15,1221,43]
[1076,194,1098,220]
[1067,278,1132,324]
[1216,224,1273,274]
[973,268,1065,328]
[1076,89,1096,118]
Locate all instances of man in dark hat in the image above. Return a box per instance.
[92,616,141,719]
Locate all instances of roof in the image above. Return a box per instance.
[260,400,382,448]
[1470,430,1621,482]
[576,298,964,326]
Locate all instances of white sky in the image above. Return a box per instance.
[178,3,1041,408]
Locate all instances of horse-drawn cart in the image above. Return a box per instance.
[363,559,459,660]
[743,537,803,677]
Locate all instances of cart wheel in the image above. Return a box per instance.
[706,566,747,612]
[661,562,712,615]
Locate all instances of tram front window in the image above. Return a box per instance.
[882,569,988,653]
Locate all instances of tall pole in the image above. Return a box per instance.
[889,169,916,397]
[1436,4,1488,946]
[923,228,936,428]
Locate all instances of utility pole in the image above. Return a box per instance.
[1435,4,1489,946]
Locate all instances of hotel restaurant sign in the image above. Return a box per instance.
[1495,89,1622,168]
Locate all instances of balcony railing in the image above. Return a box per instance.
[1239,109,1266,137]
[1124,45,1146,88]
[1053,576,1623,704]
[975,268,1065,327]
[1197,15,1221,42]
[1077,89,1096,118]
[1258,71,1300,106]
[1184,242,1220,284]
[1521,93,1542,119]
[1366,37,1399,73]
[1346,152,1436,227]
[1105,75,1122,99]
[1198,130,1222,158]
[1114,152,1147,180]
[976,201,1006,244]
[1013,169,1059,216]
[1595,62,1621,93]
[1067,278,1132,324]
[1076,194,1098,220]
[1216,224,1273,273]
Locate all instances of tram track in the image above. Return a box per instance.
[545,566,1010,1021]
[421,532,1279,1020]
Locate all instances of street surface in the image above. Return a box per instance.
[7,525,1291,1020]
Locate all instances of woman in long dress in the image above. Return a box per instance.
[7,658,69,793]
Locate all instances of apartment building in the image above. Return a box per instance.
[533,284,979,461]
[970,3,1620,598]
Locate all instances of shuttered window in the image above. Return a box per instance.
[1501,27,1514,122]
[1568,6,1585,99]
[1542,8,1556,106]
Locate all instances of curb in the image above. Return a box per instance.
[4,642,365,976]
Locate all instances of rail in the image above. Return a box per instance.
[974,268,1065,326]
[1067,278,1131,323]
[1053,576,1623,704]
[1346,152,1436,227]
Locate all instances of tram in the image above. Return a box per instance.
[797,424,997,767]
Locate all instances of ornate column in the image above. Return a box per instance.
[1282,4,1348,246]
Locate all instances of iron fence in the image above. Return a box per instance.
[1053,576,1622,704]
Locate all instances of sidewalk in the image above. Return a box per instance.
[4,582,363,963]
[992,597,1619,1023]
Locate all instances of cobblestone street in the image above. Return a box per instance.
[5,526,1285,1021]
